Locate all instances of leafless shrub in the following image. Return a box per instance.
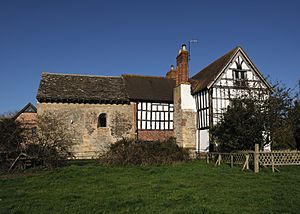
[26,112,74,168]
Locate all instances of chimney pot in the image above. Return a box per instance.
[166,64,176,79]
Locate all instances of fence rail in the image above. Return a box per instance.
[207,152,254,170]
[207,144,300,173]
[72,151,100,159]
[259,151,300,166]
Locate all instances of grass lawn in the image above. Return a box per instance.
[0,161,300,214]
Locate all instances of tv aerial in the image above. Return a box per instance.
[188,39,199,61]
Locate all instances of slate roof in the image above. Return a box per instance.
[123,74,175,103]
[37,73,129,104]
[190,46,239,93]
[37,73,175,104]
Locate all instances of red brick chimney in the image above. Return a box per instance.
[166,65,177,79]
[176,44,189,85]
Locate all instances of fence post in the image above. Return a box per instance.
[254,144,259,173]
[215,154,221,166]
[271,155,275,173]
[206,153,209,164]
[246,154,249,170]
[230,155,233,168]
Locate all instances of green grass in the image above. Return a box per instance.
[1,161,300,214]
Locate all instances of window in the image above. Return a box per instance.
[137,102,173,130]
[98,113,107,127]
[234,60,246,80]
[233,58,247,87]
[234,70,245,80]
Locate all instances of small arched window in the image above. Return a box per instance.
[98,113,107,127]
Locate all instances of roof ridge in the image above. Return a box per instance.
[189,46,240,93]
[122,74,167,79]
[42,72,122,78]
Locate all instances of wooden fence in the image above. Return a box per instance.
[207,144,300,173]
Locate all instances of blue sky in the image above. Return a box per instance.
[0,0,299,114]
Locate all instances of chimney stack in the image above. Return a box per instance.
[176,44,189,85]
[166,65,177,79]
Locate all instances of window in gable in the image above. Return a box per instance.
[233,57,248,87]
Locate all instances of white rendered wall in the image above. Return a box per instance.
[176,84,198,150]
[197,129,209,152]
[180,84,197,111]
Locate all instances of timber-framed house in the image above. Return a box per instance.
[190,46,272,152]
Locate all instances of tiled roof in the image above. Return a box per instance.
[37,73,129,104]
[37,73,175,104]
[122,74,175,103]
[190,46,239,93]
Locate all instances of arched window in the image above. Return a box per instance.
[98,113,107,127]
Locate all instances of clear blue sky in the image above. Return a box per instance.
[0,0,299,114]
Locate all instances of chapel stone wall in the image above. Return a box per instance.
[37,102,136,158]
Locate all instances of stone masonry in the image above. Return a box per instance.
[173,85,197,150]
[138,130,174,141]
[37,102,136,158]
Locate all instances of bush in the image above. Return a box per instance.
[98,138,190,166]
[210,98,265,152]
[210,82,299,152]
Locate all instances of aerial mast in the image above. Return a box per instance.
[188,39,199,61]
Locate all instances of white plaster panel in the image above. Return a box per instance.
[199,129,209,152]
[170,112,173,120]
[180,84,197,111]
[142,111,146,119]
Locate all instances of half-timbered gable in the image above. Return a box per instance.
[191,46,272,152]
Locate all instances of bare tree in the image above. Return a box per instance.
[0,112,24,153]
[26,112,74,168]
